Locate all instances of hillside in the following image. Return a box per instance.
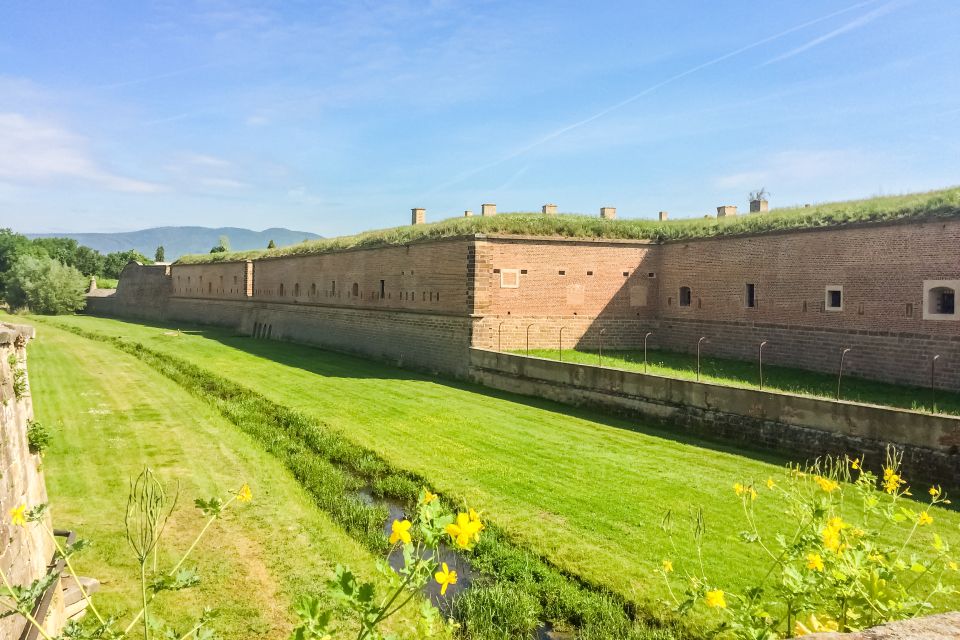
[177,186,960,264]
[28,226,321,260]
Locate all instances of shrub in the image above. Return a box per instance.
[4,255,87,314]
[26,420,51,455]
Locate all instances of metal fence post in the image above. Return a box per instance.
[644,331,653,373]
[837,348,852,400]
[758,341,768,390]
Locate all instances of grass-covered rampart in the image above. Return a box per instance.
[177,186,960,264]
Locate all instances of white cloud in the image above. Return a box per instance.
[0,112,162,192]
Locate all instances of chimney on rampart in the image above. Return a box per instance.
[658,211,669,221]
[600,206,616,220]
[464,210,473,217]
[411,208,426,225]
[542,204,557,215]
[716,205,737,218]
[481,203,496,217]
[750,199,769,213]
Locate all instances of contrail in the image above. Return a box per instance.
[761,0,902,66]
[422,0,886,196]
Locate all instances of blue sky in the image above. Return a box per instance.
[2,0,959,236]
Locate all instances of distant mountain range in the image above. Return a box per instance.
[27,226,322,260]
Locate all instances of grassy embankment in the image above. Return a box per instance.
[178,186,960,264]
[521,349,960,416]
[37,314,960,625]
[26,320,426,638]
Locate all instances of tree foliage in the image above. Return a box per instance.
[4,255,87,314]
[155,245,165,262]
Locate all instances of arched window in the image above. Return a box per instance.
[310,283,317,296]
[208,282,212,293]
[279,283,285,297]
[352,282,359,297]
[679,286,692,307]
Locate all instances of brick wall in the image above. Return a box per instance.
[171,238,474,315]
[650,219,960,389]
[90,219,960,388]
[0,323,63,638]
[470,236,658,351]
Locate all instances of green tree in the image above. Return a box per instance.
[218,235,231,251]
[103,250,151,278]
[155,246,165,262]
[4,255,87,314]
[30,237,105,276]
[267,239,276,249]
[0,229,46,302]
[210,245,227,253]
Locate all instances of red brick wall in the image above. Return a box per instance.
[656,218,960,335]
[470,236,658,350]
[171,238,473,315]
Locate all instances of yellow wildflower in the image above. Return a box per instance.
[929,485,941,499]
[389,519,412,545]
[237,484,253,502]
[662,559,673,573]
[705,589,726,609]
[849,457,861,470]
[423,490,438,505]
[918,511,933,526]
[733,482,745,497]
[869,552,884,564]
[806,553,824,572]
[434,562,457,596]
[766,477,775,490]
[949,561,958,571]
[883,467,904,494]
[446,512,482,548]
[9,504,27,527]
[814,476,840,493]
[734,483,757,500]
[821,517,849,555]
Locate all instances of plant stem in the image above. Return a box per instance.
[124,500,232,635]
[0,566,55,640]
[141,561,150,640]
[41,523,107,626]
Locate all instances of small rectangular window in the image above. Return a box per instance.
[906,303,913,317]
[622,271,629,277]
[380,279,385,298]
[679,286,692,307]
[587,271,594,276]
[520,269,528,274]
[558,270,566,275]
[745,283,756,308]
[825,286,843,311]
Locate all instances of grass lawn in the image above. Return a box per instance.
[36,314,960,618]
[521,348,960,416]
[25,320,424,638]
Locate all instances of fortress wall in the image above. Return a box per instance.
[657,218,960,335]
[0,323,64,638]
[172,238,474,315]
[163,298,472,375]
[85,262,172,319]
[470,237,658,351]
[171,261,250,300]
[653,219,960,389]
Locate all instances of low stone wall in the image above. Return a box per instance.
[0,323,63,638]
[468,349,960,489]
